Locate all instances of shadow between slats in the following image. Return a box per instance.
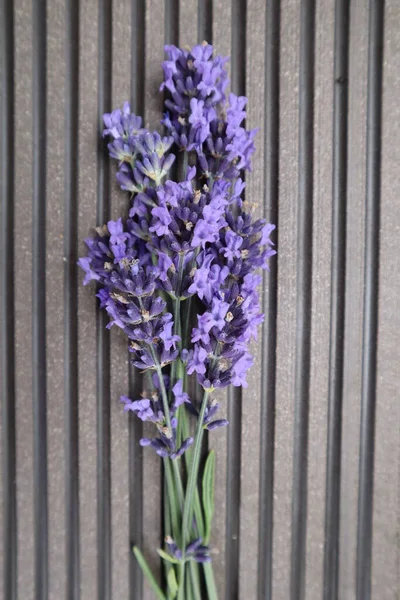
[0,0,16,597]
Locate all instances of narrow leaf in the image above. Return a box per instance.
[167,566,179,598]
[157,548,180,565]
[202,450,216,544]
[133,546,167,600]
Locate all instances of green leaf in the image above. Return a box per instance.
[157,548,180,565]
[202,450,216,545]
[167,566,179,598]
[203,562,219,600]
[133,546,167,600]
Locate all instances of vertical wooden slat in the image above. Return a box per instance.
[14,1,35,596]
[339,0,368,596]
[372,3,400,598]
[140,3,165,598]
[273,0,299,596]
[110,2,131,599]
[290,0,315,596]
[32,0,49,596]
[63,0,80,597]
[179,0,197,47]
[225,3,246,598]
[258,0,280,598]
[323,1,349,598]
[130,2,146,598]
[0,0,16,597]
[210,4,231,598]
[356,2,384,598]
[306,1,334,599]
[165,0,179,45]
[198,0,212,43]
[78,0,99,597]
[0,0,16,596]
[97,1,112,598]
[239,2,266,599]
[46,0,67,598]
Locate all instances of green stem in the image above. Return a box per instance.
[183,295,192,349]
[189,561,202,600]
[133,547,167,600]
[177,563,186,600]
[181,390,210,551]
[180,404,205,539]
[164,458,179,542]
[169,253,185,400]
[203,562,219,600]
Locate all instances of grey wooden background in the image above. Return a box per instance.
[0,0,399,599]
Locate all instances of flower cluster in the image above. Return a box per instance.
[79,42,275,457]
[104,102,176,192]
[164,536,211,564]
[161,43,257,180]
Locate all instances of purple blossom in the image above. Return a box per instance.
[172,380,190,408]
[80,44,277,509]
[120,397,155,421]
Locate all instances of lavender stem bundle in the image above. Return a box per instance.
[79,42,276,600]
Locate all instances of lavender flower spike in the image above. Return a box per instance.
[79,42,276,599]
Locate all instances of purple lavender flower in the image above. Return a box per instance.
[120,397,155,421]
[172,380,190,408]
[165,536,212,563]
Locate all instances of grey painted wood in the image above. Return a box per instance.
[239,2,266,599]
[340,0,368,597]
[306,0,333,598]
[1,1,399,599]
[372,2,400,598]
[110,2,131,599]
[78,0,99,597]
[47,1,67,598]
[273,0,299,598]
[14,0,35,597]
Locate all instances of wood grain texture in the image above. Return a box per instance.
[239,1,266,598]
[208,4,231,598]
[305,0,333,597]
[2,2,400,599]
[339,1,368,597]
[14,0,35,596]
[273,0,299,597]
[372,1,400,597]
[140,4,165,597]
[78,1,99,598]
[46,0,67,598]
[110,2,131,599]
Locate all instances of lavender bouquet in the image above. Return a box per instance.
[79,43,275,600]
